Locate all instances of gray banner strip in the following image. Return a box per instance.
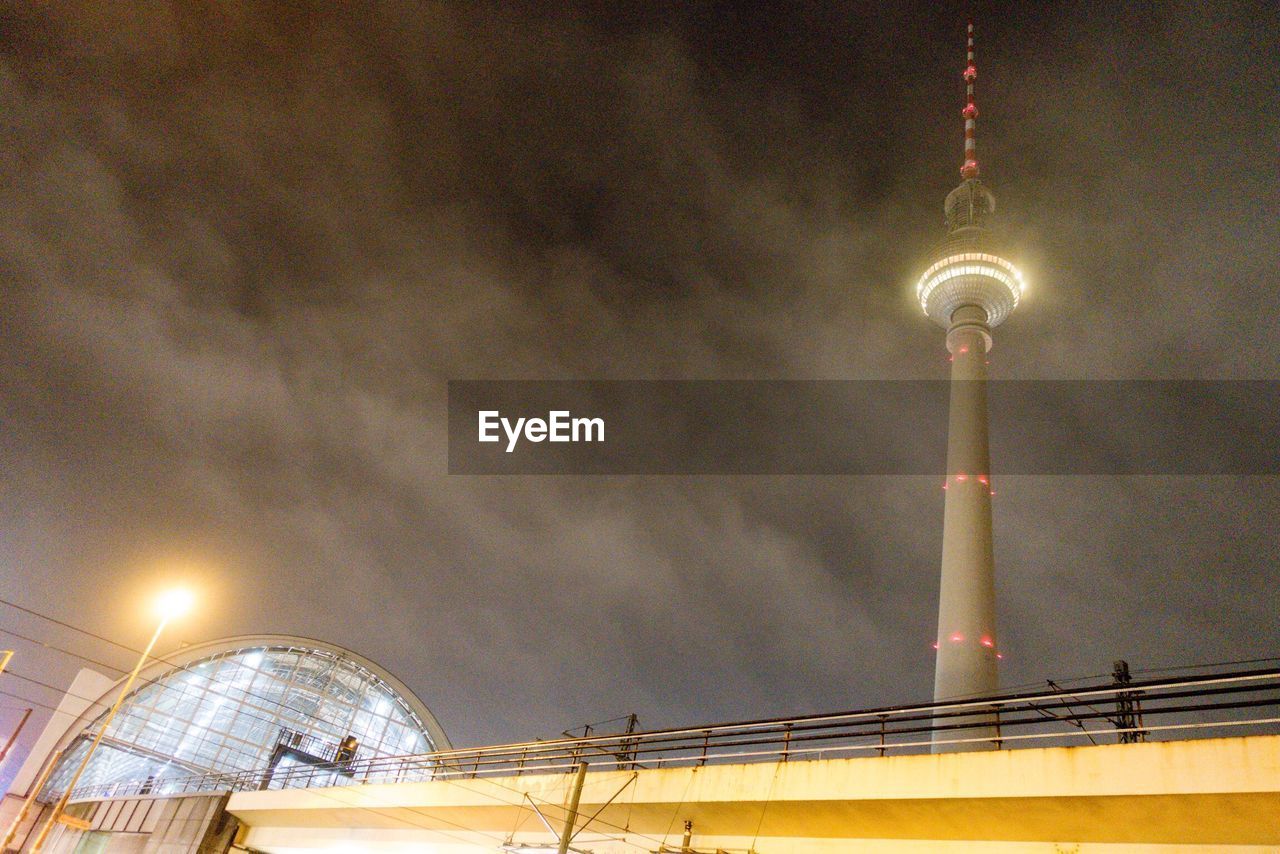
[447,381,1280,475]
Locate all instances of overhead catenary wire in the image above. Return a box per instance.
[0,685,84,716]
[0,699,37,713]
[0,685,136,727]
[996,656,1280,696]
[0,598,140,657]
[0,626,127,675]
[1134,655,1280,675]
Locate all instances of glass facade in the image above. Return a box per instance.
[42,642,441,798]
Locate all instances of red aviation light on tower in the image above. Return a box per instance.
[960,23,979,180]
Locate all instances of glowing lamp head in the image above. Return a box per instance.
[154,588,195,621]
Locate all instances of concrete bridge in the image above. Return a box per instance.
[223,734,1280,852]
[13,669,1280,853]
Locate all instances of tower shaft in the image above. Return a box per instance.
[932,305,1000,750]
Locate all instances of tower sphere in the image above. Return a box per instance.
[916,179,1024,330]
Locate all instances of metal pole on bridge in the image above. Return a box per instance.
[557,762,588,854]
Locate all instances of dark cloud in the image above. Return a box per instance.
[0,0,1277,776]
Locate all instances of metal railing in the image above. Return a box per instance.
[57,666,1280,804]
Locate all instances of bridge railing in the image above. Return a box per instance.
[58,666,1280,803]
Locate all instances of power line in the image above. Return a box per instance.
[999,656,1280,696]
[0,598,138,656]
[1134,655,1280,675]
[0,686,69,716]
[0,626,127,675]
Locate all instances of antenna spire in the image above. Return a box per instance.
[961,23,979,179]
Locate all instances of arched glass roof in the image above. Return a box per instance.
[41,639,447,798]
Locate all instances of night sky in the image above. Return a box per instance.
[1,0,1278,776]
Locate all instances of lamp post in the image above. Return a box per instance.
[29,589,194,852]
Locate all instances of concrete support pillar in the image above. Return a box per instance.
[932,304,1000,752]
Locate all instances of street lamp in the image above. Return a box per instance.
[29,589,195,851]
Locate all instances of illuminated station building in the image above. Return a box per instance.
[0,635,449,851]
[916,24,1025,750]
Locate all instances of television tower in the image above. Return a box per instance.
[916,23,1025,751]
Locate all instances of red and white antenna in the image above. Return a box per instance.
[961,23,979,179]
